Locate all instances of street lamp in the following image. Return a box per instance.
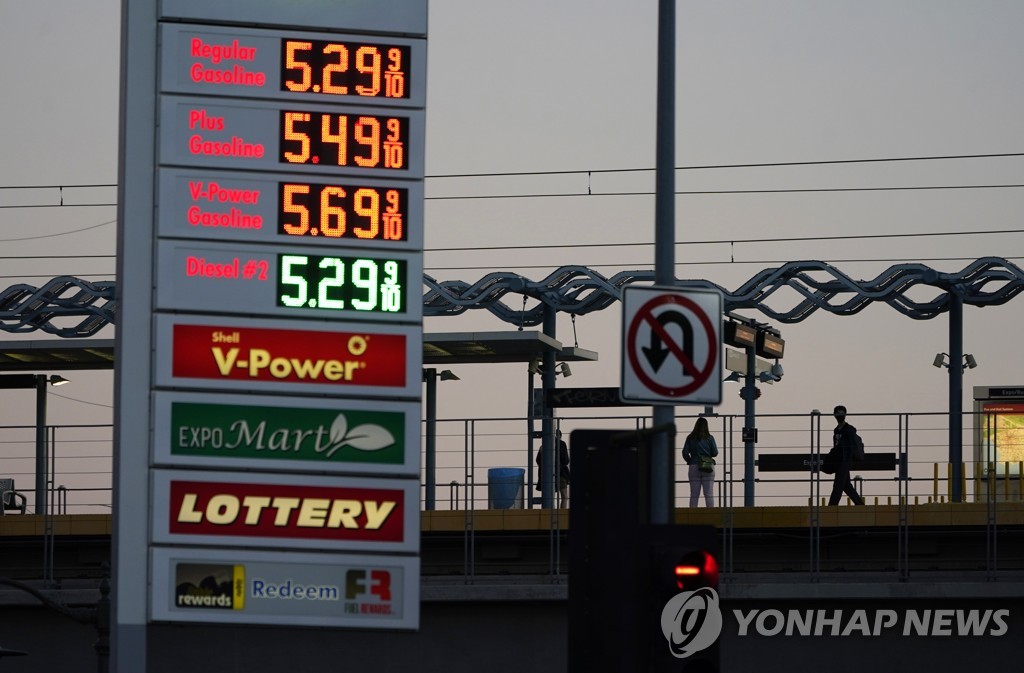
[0,374,72,514]
[932,352,978,503]
[423,368,459,510]
[933,352,978,371]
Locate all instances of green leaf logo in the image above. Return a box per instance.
[322,413,396,457]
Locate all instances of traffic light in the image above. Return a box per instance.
[568,429,648,673]
[645,525,721,672]
[568,431,721,673]
[672,549,719,592]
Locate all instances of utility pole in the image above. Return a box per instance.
[651,0,676,524]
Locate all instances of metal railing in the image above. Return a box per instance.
[422,410,1024,580]
[2,411,1023,582]
[426,411,1024,509]
[0,423,113,516]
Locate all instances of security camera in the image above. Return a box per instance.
[770,362,784,378]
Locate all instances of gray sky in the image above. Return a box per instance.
[2,1,1024,504]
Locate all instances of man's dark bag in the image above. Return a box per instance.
[821,430,865,474]
[851,431,865,462]
[821,447,840,474]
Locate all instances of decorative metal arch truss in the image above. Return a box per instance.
[0,277,117,338]
[423,257,1024,326]
[2,258,1022,337]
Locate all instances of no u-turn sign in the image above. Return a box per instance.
[620,286,723,405]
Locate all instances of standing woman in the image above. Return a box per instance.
[682,417,718,507]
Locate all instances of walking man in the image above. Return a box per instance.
[829,405,865,506]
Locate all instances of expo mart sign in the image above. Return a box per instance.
[170,401,406,466]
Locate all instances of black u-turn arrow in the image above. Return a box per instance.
[642,309,694,375]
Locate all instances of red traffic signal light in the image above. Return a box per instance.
[674,549,719,591]
[647,526,722,672]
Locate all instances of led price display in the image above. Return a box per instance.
[280,110,407,169]
[278,254,406,314]
[160,24,426,107]
[159,97,424,177]
[279,181,406,241]
[282,39,410,99]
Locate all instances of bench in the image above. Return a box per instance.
[757,453,899,473]
[0,478,27,514]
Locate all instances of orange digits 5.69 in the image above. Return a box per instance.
[353,188,380,238]
[282,184,311,234]
[320,186,347,237]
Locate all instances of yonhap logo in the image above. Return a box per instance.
[660,587,723,658]
[733,608,1010,637]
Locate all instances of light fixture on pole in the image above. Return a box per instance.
[423,368,459,511]
[528,358,571,378]
[933,352,978,371]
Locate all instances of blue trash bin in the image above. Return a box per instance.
[487,468,525,509]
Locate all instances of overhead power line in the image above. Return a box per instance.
[425,151,1024,179]
[0,184,116,190]
[0,226,1017,261]
[425,183,1024,201]
[3,149,1024,191]
[425,228,1024,253]
[0,220,116,242]
[425,255,1024,273]
[0,203,115,209]
[7,181,1024,210]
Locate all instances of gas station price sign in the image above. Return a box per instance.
[159,96,425,178]
[281,38,410,99]
[279,110,408,169]
[279,180,407,242]
[155,240,421,322]
[160,24,426,107]
[119,0,427,644]
[278,254,406,314]
[156,169,422,249]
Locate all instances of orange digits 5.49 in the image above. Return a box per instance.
[321,114,347,166]
[283,112,311,163]
[354,117,381,168]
